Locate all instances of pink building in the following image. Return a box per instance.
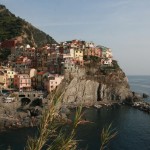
[84,47,101,58]
[23,57,31,66]
[95,47,102,57]
[14,74,31,91]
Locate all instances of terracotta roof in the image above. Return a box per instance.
[37,71,45,75]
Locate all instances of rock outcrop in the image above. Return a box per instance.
[57,62,133,107]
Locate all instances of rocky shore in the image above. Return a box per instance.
[0,105,41,132]
[132,101,150,113]
[0,96,50,131]
[0,91,149,132]
[121,92,150,113]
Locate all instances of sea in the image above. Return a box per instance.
[0,75,150,150]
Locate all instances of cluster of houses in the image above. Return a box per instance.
[0,39,113,92]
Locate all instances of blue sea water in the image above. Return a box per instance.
[128,76,150,102]
[0,76,150,150]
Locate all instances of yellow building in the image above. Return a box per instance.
[7,70,17,78]
[74,48,83,61]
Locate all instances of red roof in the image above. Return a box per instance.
[37,71,45,75]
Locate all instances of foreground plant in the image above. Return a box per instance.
[26,93,82,150]
[100,123,117,150]
[26,91,117,150]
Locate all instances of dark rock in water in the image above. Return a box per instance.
[143,93,149,98]
[122,92,143,106]
[132,101,150,113]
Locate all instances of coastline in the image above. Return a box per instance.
[1,94,149,132]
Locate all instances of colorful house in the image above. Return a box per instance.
[6,70,17,88]
[14,74,31,91]
[74,48,84,65]
[106,48,113,58]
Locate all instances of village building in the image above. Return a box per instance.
[47,51,63,74]
[30,68,37,78]
[22,57,31,67]
[14,74,31,91]
[74,48,84,65]
[106,48,113,58]
[0,70,8,88]
[101,58,113,66]
[64,60,78,73]
[36,71,46,90]
[47,74,64,92]
[0,39,115,92]
[6,69,17,88]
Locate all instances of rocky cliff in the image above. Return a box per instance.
[57,61,133,107]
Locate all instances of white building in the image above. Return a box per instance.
[30,68,37,78]
[47,75,64,92]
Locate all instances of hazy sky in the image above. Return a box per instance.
[1,0,150,75]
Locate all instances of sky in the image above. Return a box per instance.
[0,0,150,75]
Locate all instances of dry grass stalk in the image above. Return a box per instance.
[100,123,117,150]
[26,92,82,150]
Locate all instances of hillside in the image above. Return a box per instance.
[0,5,56,46]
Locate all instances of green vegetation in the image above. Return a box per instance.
[0,48,11,60]
[112,60,120,69]
[0,5,22,41]
[84,55,100,63]
[0,5,56,46]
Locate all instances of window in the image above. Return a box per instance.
[19,95,25,98]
